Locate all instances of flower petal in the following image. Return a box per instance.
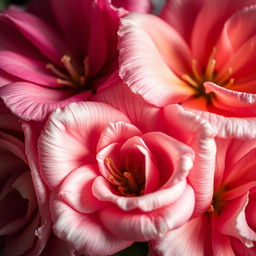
[93,176,186,212]
[0,51,58,87]
[59,165,107,214]
[163,104,216,216]
[94,82,161,132]
[112,0,151,13]
[39,101,130,189]
[0,82,91,121]
[152,216,210,256]
[50,191,132,256]
[99,185,195,241]
[118,13,194,107]
[1,9,67,64]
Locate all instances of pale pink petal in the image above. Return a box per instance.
[190,108,256,139]
[39,101,130,189]
[152,216,210,256]
[204,82,256,116]
[163,104,216,216]
[118,13,194,107]
[112,0,151,12]
[0,82,91,121]
[59,165,107,214]
[50,192,132,256]
[1,9,67,64]
[142,132,194,187]
[0,51,58,87]
[216,6,256,69]
[218,192,256,248]
[92,176,186,212]
[93,82,161,132]
[96,121,142,152]
[99,185,195,241]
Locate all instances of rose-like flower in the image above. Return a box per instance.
[0,0,150,122]
[25,84,216,256]
[152,135,256,255]
[118,0,256,118]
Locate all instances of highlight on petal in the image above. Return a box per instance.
[39,101,130,189]
[59,165,107,214]
[118,13,194,107]
[0,82,91,121]
[163,104,216,216]
[112,0,151,13]
[99,185,195,241]
[50,192,132,256]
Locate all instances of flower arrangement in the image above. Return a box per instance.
[0,0,256,255]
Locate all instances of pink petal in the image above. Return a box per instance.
[190,107,256,140]
[99,185,195,241]
[50,192,132,256]
[0,51,58,87]
[59,165,107,214]
[216,5,256,70]
[0,82,91,121]
[39,101,130,189]
[0,69,17,87]
[218,192,256,248]
[92,176,186,212]
[1,9,67,64]
[93,82,161,132]
[96,121,142,152]
[118,13,194,107]
[191,0,256,65]
[142,132,194,186]
[161,0,204,43]
[152,216,210,256]
[112,0,151,13]
[163,104,216,216]
[204,82,256,116]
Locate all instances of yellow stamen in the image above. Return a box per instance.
[124,171,138,192]
[46,63,69,79]
[57,78,76,88]
[223,78,235,89]
[182,74,199,88]
[205,59,216,81]
[61,55,80,83]
[191,59,202,82]
[104,158,123,181]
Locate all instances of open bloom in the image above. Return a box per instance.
[152,135,256,255]
[0,0,149,121]
[27,84,215,255]
[119,0,256,117]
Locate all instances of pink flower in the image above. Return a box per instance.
[0,0,151,121]
[152,134,256,255]
[26,84,216,256]
[118,0,256,118]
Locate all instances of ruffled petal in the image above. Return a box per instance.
[50,192,132,256]
[204,82,256,116]
[152,216,210,256]
[39,101,130,189]
[59,165,107,214]
[163,104,216,216]
[118,13,194,107]
[0,82,91,121]
[99,185,195,241]
[0,9,67,64]
[93,82,161,132]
